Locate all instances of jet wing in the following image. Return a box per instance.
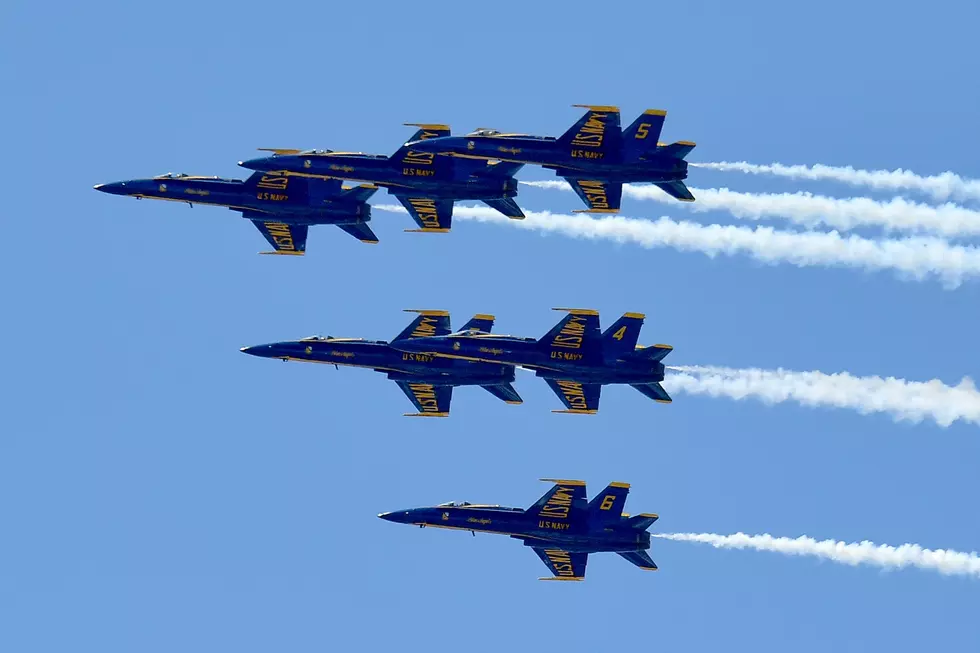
[248,217,308,256]
[544,379,601,414]
[395,195,454,232]
[532,547,588,581]
[565,178,622,213]
[481,383,523,405]
[395,381,451,417]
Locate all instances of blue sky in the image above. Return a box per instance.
[2,0,979,651]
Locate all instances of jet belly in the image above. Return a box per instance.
[433,508,526,536]
[535,366,665,385]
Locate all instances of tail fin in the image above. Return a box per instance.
[539,309,602,361]
[482,197,525,219]
[481,383,523,405]
[601,312,645,360]
[618,550,658,571]
[340,184,379,203]
[528,479,589,525]
[557,105,622,157]
[622,109,667,161]
[587,482,630,525]
[657,140,696,160]
[391,123,451,165]
[393,310,451,341]
[459,314,495,333]
[625,513,659,531]
[654,180,695,202]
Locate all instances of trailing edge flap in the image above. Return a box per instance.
[336,221,379,244]
[481,383,523,405]
[482,197,525,219]
[544,379,601,414]
[246,215,307,255]
[630,382,672,404]
[395,195,454,231]
[395,381,451,417]
[565,178,622,213]
[618,550,658,571]
[532,547,588,581]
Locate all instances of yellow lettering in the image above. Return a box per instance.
[612,326,627,341]
[256,174,289,190]
[264,222,295,251]
[635,123,650,140]
[402,151,434,166]
[408,383,440,412]
[408,198,442,228]
[600,495,616,511]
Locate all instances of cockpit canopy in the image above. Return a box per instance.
[466,128,500,137]
[297,149,333,156]
[300,335,333,342]
[450,328,490,336]
[153,172,189,179]
[153,172,239,182]
[437,501,472,508]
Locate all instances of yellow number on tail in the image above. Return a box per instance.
[599,495,615,510]
[635,123,651,140]
[612,326,627,341]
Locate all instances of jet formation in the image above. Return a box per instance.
[242,308,672,416]
[379,478,659,581]
[95,106,694,251]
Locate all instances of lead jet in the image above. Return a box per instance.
[391,308,672,414]
[238,124,526,233]
[403,105,696,212]
[240,310,522,417]
[95,171,379,254]
[379,479,659,581]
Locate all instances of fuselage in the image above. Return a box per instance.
[94,174,369,224]
[406,134,690,183]
[241,337,515,386]
[379,504,651,553]
[391,333,666,382]
[240,152,518,201]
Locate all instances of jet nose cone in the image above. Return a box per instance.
[378,510,412,524]
[239,157,275,171]
[94,181,128,195]
[240,344,277,358]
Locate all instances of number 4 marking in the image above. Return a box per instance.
[612,326,627,341]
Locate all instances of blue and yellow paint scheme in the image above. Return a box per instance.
[391,309,672,414]
[379,479,659,581]
[238,125,526,233]
[402,105,696,212]
[240,311,522,417]
[94,171,379,254]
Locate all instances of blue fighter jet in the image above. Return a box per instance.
[391,309,672,414]
[238,124,526,232]
[240,310,523,417]
[403,105,696,212]
[94,171,378,254]
[379,479,659,581]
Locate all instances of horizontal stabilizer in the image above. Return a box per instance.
[618,550,658,571]
[482,197,525,219]
[340,184,379,203]
[632,344,673,362]
[482,383,523,405]
[654,180,695,202]
[630,382,672,404]
[336,221,379,244]
[625,513,659,531]
[656,141,696,160]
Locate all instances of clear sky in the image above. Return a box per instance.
[2,1,979,651]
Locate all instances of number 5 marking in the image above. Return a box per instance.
[635,123,651,139]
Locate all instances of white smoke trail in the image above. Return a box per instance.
[376,204,980,287]
[666,366,980,428]
[521,180,980,238]
[654,532,980,579]
[692,161,980,204]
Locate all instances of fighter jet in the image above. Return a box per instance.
[391,309,672,414]
[94,171,378,254]
[238,124,526,233]
[403,105,696,212]
[240,310,522,417]
[379,479,659,581]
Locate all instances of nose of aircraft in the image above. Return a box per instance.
[93,181,129,195]
[240,344,279,358]
[238,156,277,171]
[377,510,414,524]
